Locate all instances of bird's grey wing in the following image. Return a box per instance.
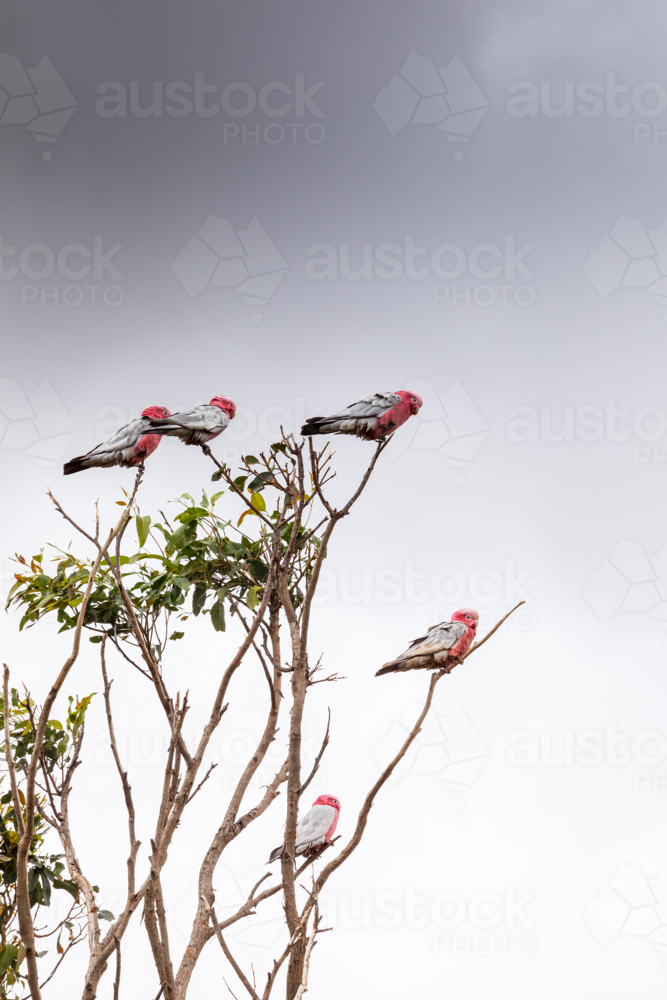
[86,418,146,457]
[336,392,401,420]
[397,621,467,659]
[295,805,335,847]
[154,406,224,431]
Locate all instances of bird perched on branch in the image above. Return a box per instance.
[145,396,236,446]
[63,406,171,475]
[376,608,479,676]
[268,794,340,864]
[301,390,422,440]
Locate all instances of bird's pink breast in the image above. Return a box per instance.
[372,400,411,437]
[451,626,476,657]
[132,433,162,463]
[325,810,339,841]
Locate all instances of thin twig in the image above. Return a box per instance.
[186,761,218,804]
[205,898,259,1000]
[298,710,330,798]
[113,936,121,1000]
[293,902,319,1000]
[462,600,525,661]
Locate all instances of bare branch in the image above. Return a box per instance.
[462,601,525,661]
[100,640,140,899]
[293,902,319,1000]
[205,897,259,1000]
[298,710,330,798]
[113,936,121,1000]
[186,762,218,805]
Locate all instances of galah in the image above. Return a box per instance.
[268,794,341,863]
[301,390,423,440]
[145,396,236,445]
[376,608,479,676]
[63,406,171,475]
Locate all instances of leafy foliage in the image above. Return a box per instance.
[0,690,88,996]
[6,474,322,658]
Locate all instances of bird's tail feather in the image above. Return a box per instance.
[301,420,327,436]
[375,661,402,676]
[267,844,283,864]
[63,457,87,475]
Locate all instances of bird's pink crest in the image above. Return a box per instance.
[396,390,423,415]
[313,794,340,810]
[451,608,479,628]
[141,405,171,419]
[209,396,236,419]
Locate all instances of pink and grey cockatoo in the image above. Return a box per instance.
[301,390,423,440]
[376,608,479,676]
[63,406,171,475]
[145,396,236,446]
[268,794,341,863]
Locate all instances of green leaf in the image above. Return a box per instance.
[210,600,226,632]
[89,635,104,644]
[173,577,190,590]
[136,514,151,548]
[233,475,248,491]
[0,944,17,975]
[192,583,207,617]
[210,491,224,505]
[41,871,52,906]
[245,455,259,464]
[52,879,79,900]
[211,470,222,482]
[247,586,260,610]
[250,493,266,513]
[98,909,115,921]
[168,525,188,550]
[169,631,184,641]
